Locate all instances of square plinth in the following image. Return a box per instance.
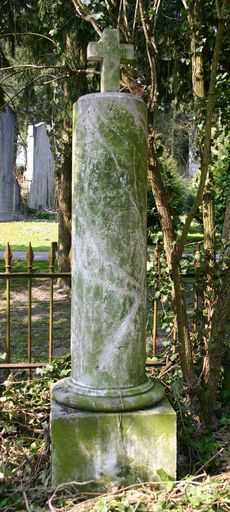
[51,398,176,487]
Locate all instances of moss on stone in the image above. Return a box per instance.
[51,398,176,487]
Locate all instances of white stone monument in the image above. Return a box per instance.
[24,122,55,210]
[0,106,21,221]
[51,28,176,487]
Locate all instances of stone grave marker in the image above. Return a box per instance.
[24,122,55,210]
[0,106,21,221]
[51,28,176,487]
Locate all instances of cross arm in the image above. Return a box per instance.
[120,44,135,64]
[87,42,104,62]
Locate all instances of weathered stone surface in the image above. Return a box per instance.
[87,28,135,92]
[51,398,177,487]
[24,123,55,210]
[52,92,164,411]
[0,106,21,221]
[51,30,176,487]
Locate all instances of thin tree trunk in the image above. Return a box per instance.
[171,264,197,387]
[58,140,72,274]
[148,136,196,387]
[200,262,230,421]
[222,185,230,242]
[57,36,88,283]
[176,0,230,257]
[58,77,72,282]
[198,0,230,417]
[177,0,230,423]
[190,0,205,100]
[202,170,216,345]
[148,138,174,267]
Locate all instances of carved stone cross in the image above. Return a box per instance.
[87,28,135,92]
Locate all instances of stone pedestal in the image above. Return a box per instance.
[51,398,176,487]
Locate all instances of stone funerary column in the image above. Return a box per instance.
[53,29,164,411]
[51,29,176,487]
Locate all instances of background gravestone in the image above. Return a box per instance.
[24,123,55,210]
[0,106,21,221]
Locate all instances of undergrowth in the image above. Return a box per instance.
[0,354,230,511]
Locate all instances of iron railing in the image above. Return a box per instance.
[0,242,70,375]
[1,239,222,375]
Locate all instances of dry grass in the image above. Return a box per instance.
[1,368,230,512]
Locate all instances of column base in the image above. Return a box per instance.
[51,397,177,487]
[52,377,165,412]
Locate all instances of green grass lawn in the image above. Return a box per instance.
[0,220,58,252]
[0,218,204,254]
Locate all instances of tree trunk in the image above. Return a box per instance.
[202,170,216,347]
[199,262,230,423]
[58,142,72,274]
[179,0,230,423]
[57,35,88,282]
[148,136,196,387]
[222,185,230,242]
[147,137,175,267]
[191,0,205,101]
[57,76,72,282]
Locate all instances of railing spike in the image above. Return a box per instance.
[26,242,34,272]
[4,243,12,272]
[48,241,56,271]
[69,248,72,268]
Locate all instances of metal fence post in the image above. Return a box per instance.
[27,243,34,377]
[4,243,12,364]
[48,242,56,363]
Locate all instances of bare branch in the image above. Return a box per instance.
[2,88,17,113]
[181,0,189,11]
[132,0,139,41]
[114,0,129,40]
[43,74,73,85]
[0,69,30,85]
[43,69,100,84]
[0,32,57,45]
[154,0,162,29]
[139,0,158,109]
[117,0,123,28]
[181,0,194,28]
[71,0,102,37]
[0,64,100,75]
[123,0,129,33]
[2,75,45,111]
[105,0,116,8]
[215,0,222,16]
[0,64,66,71]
